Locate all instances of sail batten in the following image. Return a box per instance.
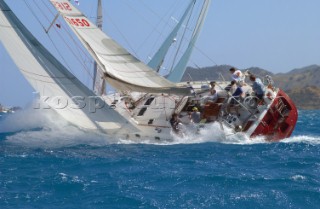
[50,0,190,95]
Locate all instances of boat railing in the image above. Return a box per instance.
[273,96,291,117]
[225,94,257,117]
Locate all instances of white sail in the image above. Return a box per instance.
[92,0,105,95]
[167,0,212,82]
[0,0,138,134]
[50,0,190,95]
[148,0,196,72]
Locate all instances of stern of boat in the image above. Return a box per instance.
[250,88,298,141]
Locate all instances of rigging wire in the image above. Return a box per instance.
[168,1,196,74]
[27,0,73,74]
[192,45,218,66]
[39,1,95,73]
[104,12,139,59]
[23,0,46,31]
[105,0,209,75]
[130,0,181,61]
[24,0,218,83]
[25,0,95,86]
[161,0,219,74]
[105,0,183,64]
[40,1,89,58]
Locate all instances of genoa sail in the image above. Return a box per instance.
[167,0,211,82]
[147,0,196,72]
[50,0,191,95]
[0,0,138,133]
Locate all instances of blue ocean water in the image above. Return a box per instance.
[0,110,319,209]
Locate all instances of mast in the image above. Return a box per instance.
[167,0,212,82]
[92,0,105,95]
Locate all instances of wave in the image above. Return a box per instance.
[1,106,320,147]
[281,135,320,145]
[1,122,264,147]
[3,128,320,148]
[0,105,110,148]
[0,104,254,147]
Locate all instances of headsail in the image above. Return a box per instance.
[0,0,138,133]
[50,0,190,95]
[147,0,196,72]
[167,0,211,82]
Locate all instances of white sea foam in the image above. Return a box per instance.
[0,106,51,133]
[116,123,265,146]
[281,135,320,145]
[1,104,320,147]
[290,175,306,181]
[1,104,111,148]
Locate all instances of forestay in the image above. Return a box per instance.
[50,0,191,95]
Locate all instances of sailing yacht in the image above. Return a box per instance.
[0,0,298,141]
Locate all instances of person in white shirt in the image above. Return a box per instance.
[202,82,218,104]
[229,67,244,83]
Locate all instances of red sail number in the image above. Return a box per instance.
[65,17,90,27]
[52,1,72,11]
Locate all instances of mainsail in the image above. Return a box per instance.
[0,0,138,133]
[92,0,105,95]
[50,0,191,95]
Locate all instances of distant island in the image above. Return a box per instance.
[1,65,319,111]
[181,64,320,110]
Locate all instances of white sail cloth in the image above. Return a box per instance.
[50,0,190,95]
[167,0,211,82]
[0,0,139,133]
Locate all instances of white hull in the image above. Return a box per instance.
[98,79,297,141]
[98,81,273,140]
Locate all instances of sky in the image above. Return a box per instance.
[1,0,320,107]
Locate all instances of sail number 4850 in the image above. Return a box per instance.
[65,17,90,27]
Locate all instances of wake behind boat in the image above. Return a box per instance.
[0,0,297,141]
